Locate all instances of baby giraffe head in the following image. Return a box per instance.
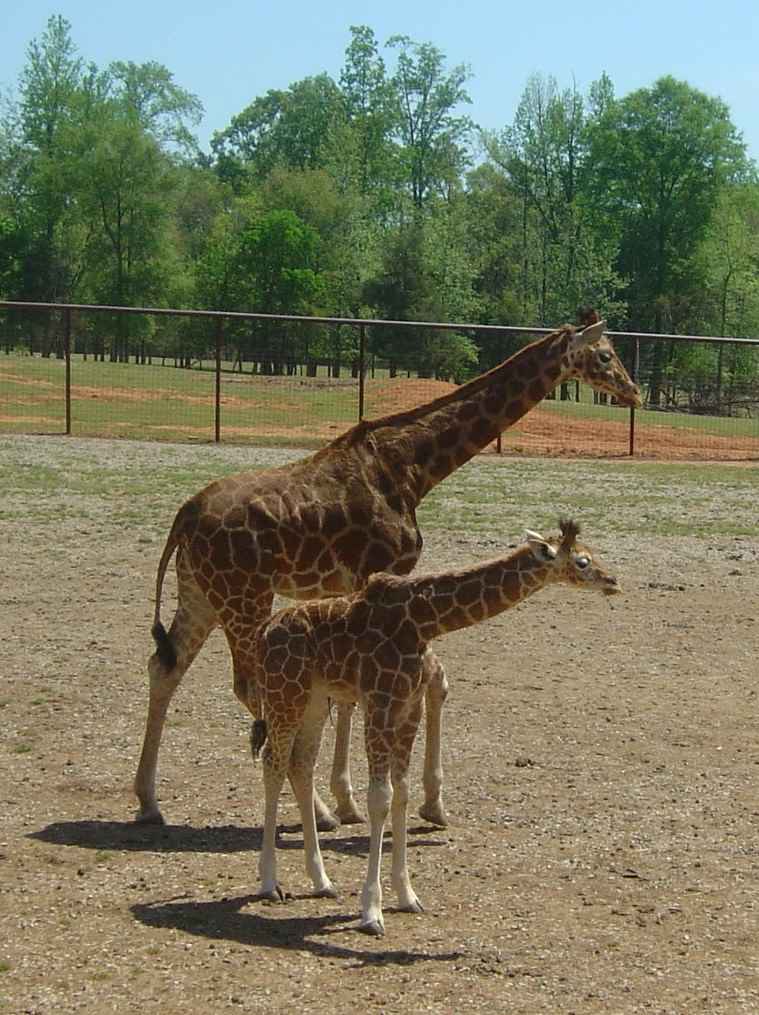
[524,517,621,596]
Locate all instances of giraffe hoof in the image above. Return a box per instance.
[334,803,365,825]
[400,897,424,914]
[418,802,448,827]
[314,884,338,899]
[315,814,341,833]
[134,809,165,826]
[258,884,286,903]
[358,918,385,937]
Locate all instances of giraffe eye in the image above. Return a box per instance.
[598,350,612,365]
[576,555,590,569]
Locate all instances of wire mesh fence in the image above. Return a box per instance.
[2,301,759,460]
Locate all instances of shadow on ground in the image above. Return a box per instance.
[131,893,463,966]
[29,820,448,856]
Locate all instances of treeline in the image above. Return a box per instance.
[2,16,759,404]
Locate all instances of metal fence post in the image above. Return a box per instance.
[358,324,366,421]
[64,308,72,435]
[215,318,222,442]
[629,337,640,456]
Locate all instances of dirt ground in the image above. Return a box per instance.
[2,435,759,1014]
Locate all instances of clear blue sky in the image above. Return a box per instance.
[4,0,759,159]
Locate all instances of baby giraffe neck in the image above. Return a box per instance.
[415,546,551,639]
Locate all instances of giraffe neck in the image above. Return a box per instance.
[412,545,551,639]
[366,329,569,501]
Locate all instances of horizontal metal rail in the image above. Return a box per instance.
[2,300,759,347]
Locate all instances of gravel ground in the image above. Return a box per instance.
[2,436,759,1015]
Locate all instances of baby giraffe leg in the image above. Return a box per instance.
[258,726,297,902]
[288,711,337,898]
[360,769,392,936]
[391,698,425,914]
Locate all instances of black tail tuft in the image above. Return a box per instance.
[250,719,268,759]
[151,621,178,670]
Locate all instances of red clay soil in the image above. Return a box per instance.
[367,380,759,462]
[4,368,758,460]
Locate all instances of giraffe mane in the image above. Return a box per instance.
[335,325,577,444]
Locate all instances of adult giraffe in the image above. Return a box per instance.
[134,316,640,827]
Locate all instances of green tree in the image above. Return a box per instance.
[239,208,321,312]
[696,186,759,334]
[587,75,750,402]
[211,75,346,185]
[387,35,474,208]
[0,212,24,299]
[336,25,399,202]
[483,73,625,328]
[108,60,202,155]
[236,208,324,373]
[464,162,534,331]
[11,15,84,304]
[363,206,480,380]
[587,76,749,324]
[693,184,759,406]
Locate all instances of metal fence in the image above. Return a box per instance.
[2,300,759,460]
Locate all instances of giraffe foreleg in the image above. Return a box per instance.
[391,696,425,915]
[418,650,449,827]
[360,769,392,936]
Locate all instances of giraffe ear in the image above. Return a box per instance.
[526,533,557,560]
[524,528,544,542]
[575,319,607,346]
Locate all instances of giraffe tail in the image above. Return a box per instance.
[151,620,177,671]
[150,507,189,671]
[250,719,268,759]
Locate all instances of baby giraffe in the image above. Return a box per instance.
[249,518,620,936]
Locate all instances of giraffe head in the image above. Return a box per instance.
[525,517,621,596]
[564,319,642,408]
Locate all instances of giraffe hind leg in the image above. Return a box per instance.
[289,705,337,898]
[418,650,449,828]
[134,555,217,824]
[329,702,365,825]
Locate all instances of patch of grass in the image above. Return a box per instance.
[418,456,759,540]
[2,432,757,542]
[540,395,759,439]
[4,351,759,448]
[0,354,362,440]
[12,744,32,755]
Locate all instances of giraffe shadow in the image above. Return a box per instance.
[28,820,447,857]
[28,820,266,854]
[296,829,449,859]
[131,893,463,966]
